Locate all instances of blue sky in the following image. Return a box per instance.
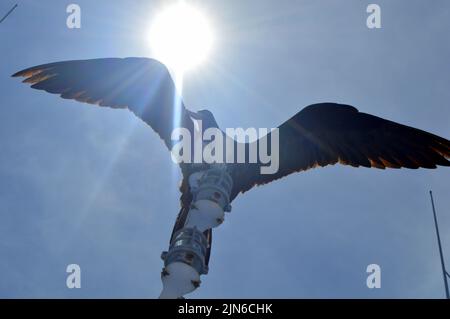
[0,0,449,298]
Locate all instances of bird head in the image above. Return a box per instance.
[188,109,219,129]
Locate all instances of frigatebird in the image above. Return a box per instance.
[13,57,450,266]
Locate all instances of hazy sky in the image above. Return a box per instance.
[0,0,449,298]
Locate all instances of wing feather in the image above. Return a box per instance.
[13,58,192,150]
[231,103,450,198]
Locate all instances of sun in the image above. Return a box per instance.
[148,2,214,72]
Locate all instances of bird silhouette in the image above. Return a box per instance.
[13,57,450,266]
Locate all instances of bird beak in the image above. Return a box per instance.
[187,110,202,120]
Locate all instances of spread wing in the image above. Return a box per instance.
[12,57,193,150]
[231,103,450,198]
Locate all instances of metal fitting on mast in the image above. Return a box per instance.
[160,166,233,299]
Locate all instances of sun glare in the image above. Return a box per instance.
[148,2,214,72]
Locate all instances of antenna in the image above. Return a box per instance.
[429,190,450,299]
[0,3,18,24]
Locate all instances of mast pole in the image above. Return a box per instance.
[429,190,450,299]
[0,4,18,24]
